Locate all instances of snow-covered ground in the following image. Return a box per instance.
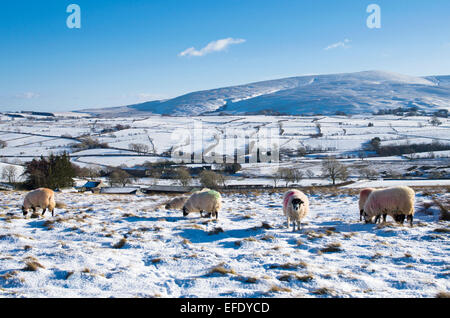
[0,188,448,298]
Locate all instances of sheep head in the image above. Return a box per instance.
[292,198,304,212]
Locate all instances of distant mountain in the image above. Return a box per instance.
[83,71,450,117]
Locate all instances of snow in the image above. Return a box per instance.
[83,71,450,116]
[0,188,448,298]
[345,179,450,188]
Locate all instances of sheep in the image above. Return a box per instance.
[22,188,61,217]
[359,188,375,221]
[182,190,222,219]
[362,186,416,227]
[282,189,309,232]
[165,196,188,210]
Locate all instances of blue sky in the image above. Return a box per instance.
[1,0,449,112]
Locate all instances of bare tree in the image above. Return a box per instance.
[430,116,442,127]
[321,157,349,185]
[305,169,315,179]
[176,167,192,187]
[199,170,220,189]
[1,165,18,184]
[270,170,282,188]
[217,173,228,189]
[279,167,296,187]
[358,166,378,180]
[108,169,132,187]
[129,143,149,154]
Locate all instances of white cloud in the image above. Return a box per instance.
[324,39,351,51]
[179,38,246,57]
[15,92,40,99]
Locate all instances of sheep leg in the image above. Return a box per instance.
[374,215,381,224]
[51,209,55,217]
[383,214,387,223]
[215,211,219,220]
[292,221,296,232]
[286,216,290,229]
[407,215,413,227]
[42,208,46,216]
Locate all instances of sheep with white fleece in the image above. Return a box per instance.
[362,186,416,226]
[165,196,188,210]
[282,189,309,232]
[22,188,63,217]
[182,190,222,219]
[359,188,375,221]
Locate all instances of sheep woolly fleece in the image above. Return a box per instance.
[23,188,56,213]
[363,186,416,219]
[359,188,375,212]
[165,196,188,210]
[282,189,309,229]
[183,190,222,216]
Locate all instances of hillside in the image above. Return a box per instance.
[83,71,450,117]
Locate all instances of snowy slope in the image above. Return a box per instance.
[84,71,450,117]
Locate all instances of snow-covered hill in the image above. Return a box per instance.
[83,71,450,117]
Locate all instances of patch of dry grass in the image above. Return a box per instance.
[269,261,308,270]
[435,291,450,298]
[112,237,127,249]
[306,230,325,240]
[267,285,292,293]
[433,227,450,234]
[433,198,450,221]
[312,287,336,296]
[208,264,237,276]
[208,227,224,235]
[320,242,342,253]
[239,276,259,284]
[22,259,45,271]
[278,272,314,282]
[181,238,192,245]
[261,234,275,241]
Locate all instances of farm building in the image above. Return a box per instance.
[76,181,105,193]
[100,187,142,195]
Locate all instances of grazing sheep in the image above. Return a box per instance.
[359,188,375,221]
[362,186,416,226]
[165,196,188,210]
[22,188,59,217]
[182,190,222,219]
[282,189,309,232]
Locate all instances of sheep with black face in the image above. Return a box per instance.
[282,189,310,232]
[182,190,222,219]
[362,186,416,227]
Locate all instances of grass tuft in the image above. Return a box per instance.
[312,287,336,296]
[23,260,45,272]
[268,285,292,293]
[320,242,343,253]
[112,237,127,249]
[208,264,236,276]
[436,291,450,298]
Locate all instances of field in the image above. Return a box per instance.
[0,187,448,298]
[0,113,449,184]
[0,113,449,298]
